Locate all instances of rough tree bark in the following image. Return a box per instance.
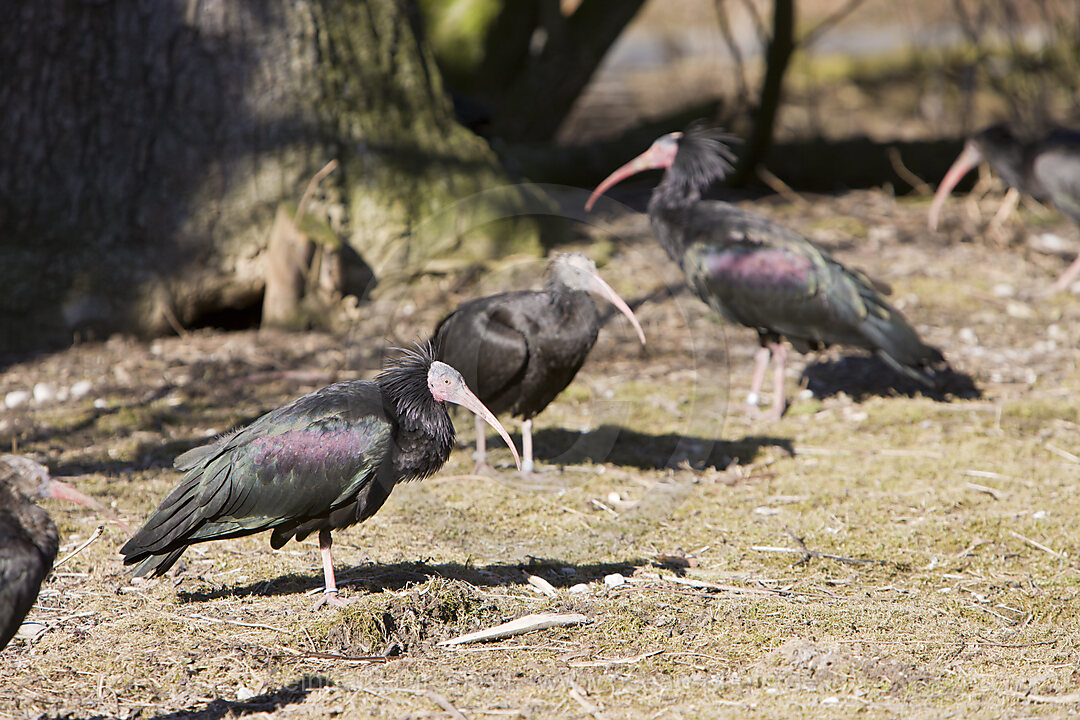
[0,0,540,352]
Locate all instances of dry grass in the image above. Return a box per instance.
[2,190,1080,719]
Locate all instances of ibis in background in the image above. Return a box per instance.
[434,252,646,474]
[120,344,520,607]
[1,455,118,651]
[929,123,1080,294]
[586,124,948,419]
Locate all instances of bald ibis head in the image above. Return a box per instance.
[585,125,738,211]
[549,253,646,345]
[1,455,123,651]
[1,454,124,527]
[426,359,522,470]
[928,124,1026,231]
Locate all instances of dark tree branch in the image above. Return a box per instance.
[732,0,794,186]
[489,0,647,142]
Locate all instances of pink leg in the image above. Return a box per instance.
[746,345,771,410]
[312,529,351,609]
[1047,254,1080,296]
[521,418,534,476]
[766,342,789,420]
[473,414,491,473]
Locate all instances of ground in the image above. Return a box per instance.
[2,187,1079,719]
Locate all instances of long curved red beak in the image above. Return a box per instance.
[585,137,680,212]
[928,142,983,231]
[50,479,133,534]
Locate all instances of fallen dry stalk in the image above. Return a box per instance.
[53,526,104,569]
[439,613,589,646]
[568,649,663,668]
[1009,531,1067,559]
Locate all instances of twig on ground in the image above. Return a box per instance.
[53,526,104,569]
[568,679,607,720]
[964,482,1005,500]
[423,690,469,720]
[989,187,1020,228]
[569,650,663,668]
[962,469,1013,481]
[439,613,589,647]
[174,612,296,636]
[647,573,777,596]
[589,498,619,517]
[955,539,987,558]
[756,166,807,206]
[1009,531,1067,559]
[1007,691,1080,704]
[886,146,933,196]
[273,646,388,663]
[1045,443,1080,463]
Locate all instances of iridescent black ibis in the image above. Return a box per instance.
[929,124,1080,294]
[586,124,948,419]
[1,455,116,651]
[120,345,520,608]
[433,253,646,474]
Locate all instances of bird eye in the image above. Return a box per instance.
[443,378,451,385]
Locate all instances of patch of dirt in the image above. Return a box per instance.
[772,638,931,692]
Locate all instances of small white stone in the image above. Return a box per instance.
[821,697,840,706]
[603,573,626,588]
[93,398,108,409]
[1047,324,1065,341]
[753,506,780,516]
[1005,300,1036,319]
[17,621,48,642]
[958,327,978,345]
[568,583,591,595]
[1033,510,1047,520]
[797,388,815,400]
[236,687,256,701]
[606,491,622,504]
[4,390,30,409]
[992,283,1015,298]
[32,382,56,404]
[70,380,93,399]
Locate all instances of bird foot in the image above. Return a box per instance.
[473,460,494,475]
[764,404,787,422]
[312,589,353,610]
[743,402,785,422]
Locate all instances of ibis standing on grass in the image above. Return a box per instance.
[1,455,119,651]
[586,124,948,419]
[929,123,1080,294]
[434,253,646,474]
[120,344,520,608]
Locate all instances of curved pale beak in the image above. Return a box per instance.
[585,271,646,345]
[585,136,680,212]
[928,142,983,231]
[441,382,522,471]
[49,479,133,534]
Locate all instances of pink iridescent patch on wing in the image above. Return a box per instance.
[706,249,811,288]
[251,430,361,475]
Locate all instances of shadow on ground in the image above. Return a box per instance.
[178,558,646,603]
[531,425,793,470]
[802,355,981,402]
[84,676,332,720]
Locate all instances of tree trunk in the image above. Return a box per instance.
[732,0,795,186]
[422,0,646,143]
[0,0,540,353]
